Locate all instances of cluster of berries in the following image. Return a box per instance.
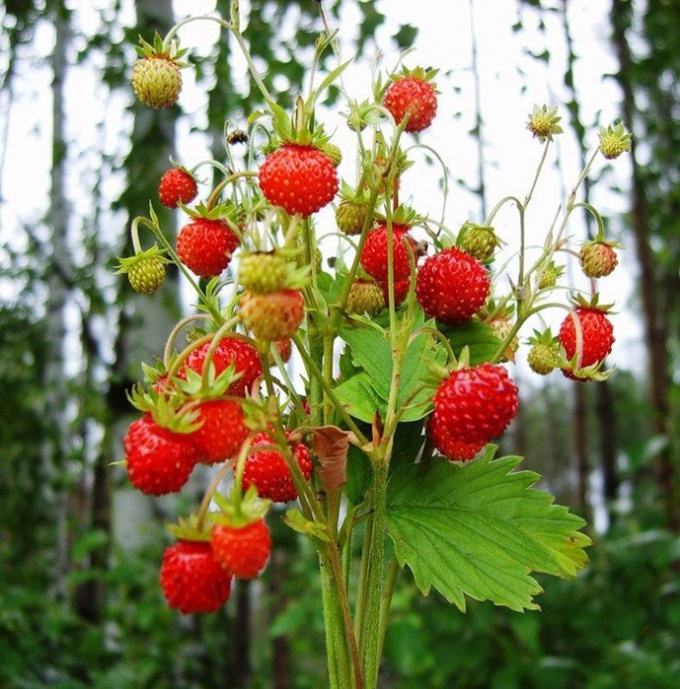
[120,24,626,614]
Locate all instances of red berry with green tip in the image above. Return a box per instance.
[259,144,339,217]
[183,338,262,398]
[558,307,614,380]
[383,75,438,133]
[239,289,305,341]
[123,414,198,496]
[190,400,249,465]
[211,518,272,580]
[160,540,233,614]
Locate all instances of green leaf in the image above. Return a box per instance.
[440,320,502,365]
[346,444,372,505]
[385,451,591,612]
[334,372,386,423]
[339,325,392,400]
[396,324,446,421]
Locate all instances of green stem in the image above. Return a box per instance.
[376,554,401,664]
[358,461,389,689]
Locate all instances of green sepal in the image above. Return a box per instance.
[166,513,212,542]
[282,508,331,542]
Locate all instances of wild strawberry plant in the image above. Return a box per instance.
[117,4,631,687]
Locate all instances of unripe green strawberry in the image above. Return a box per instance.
[239,289,305,341]
[579,241,618,278]
[127,255,166,294]
[459,224,500,262]
[537,262,563,289]
[336,200,367,235]
[526,104,563,142]
[322,143,342,167]
[132,55,182,109]
[489,317,519,363]
[527,341,560,375]
[160,540,233,614]
[239,252,289,294]
[346,280,385,316]
[525,329,561,376]
[598,123,632,160]
[211,518,272,580]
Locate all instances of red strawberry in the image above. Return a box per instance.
[160,540,233,614]
[123,414,198,495]
[416,247,490,324]
[158,168,198,208]
[211,518,272,579]
[378,277,410,308]
[558,306,615,380]
[183,338,263,397]
[431,363,519,445]
[176,218,240,278]
[259,144,339,217]
[239,289,305,341]
[360,224,416,282]
[427,412,486,462]
[383,72,438,133]
[242,431,313,503]
[189,400,249,465]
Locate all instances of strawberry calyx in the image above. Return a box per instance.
[166,513,213,543]
[115,244,170,273]
[135,32,189,66]
[382,65,439,96]
[569,291,616,314]
[211,486,271,529]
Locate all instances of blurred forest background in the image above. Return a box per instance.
[1,0,680,687]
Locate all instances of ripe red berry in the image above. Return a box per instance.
[383,75,438,133]
[190,400,249,465]
[239,289,305,341]
[416,247,490,324]
[160,540,233,614]
[242,431,313,503]
[558,306,615,380]
[427,412,486,462]
[431,363,519,446]
[211,518,272,579]
[158,168,198,208]
[123,414,198,495]
[259,144,339,217]
[378,277,410,308]
[360,224,416,282]
[176,218,240,278]
[183,337,263,397]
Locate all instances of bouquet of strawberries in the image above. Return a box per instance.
[116,5,630,686]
